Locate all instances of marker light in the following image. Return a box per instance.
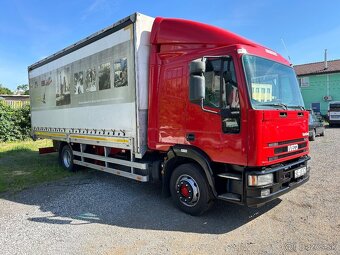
[237,48,248,54]
[265,49,278,56]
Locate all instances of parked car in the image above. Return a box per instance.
[309,112,325,141]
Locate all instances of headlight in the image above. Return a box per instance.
[248,173,273,186]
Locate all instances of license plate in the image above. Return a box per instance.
[294,166,307,178]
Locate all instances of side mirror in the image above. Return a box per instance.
[189,75,205,102]
[189,59,206,103]
[189,58,219,115]
[190,59,206,74]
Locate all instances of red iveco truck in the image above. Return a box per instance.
[29,13,310,215]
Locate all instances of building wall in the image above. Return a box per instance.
[0,95,30,109]
[2,100,30,108]
[299,72,340,115]
[251,83,272,102]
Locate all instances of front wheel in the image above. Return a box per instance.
[170,163,214,216]
[59,144,76,172]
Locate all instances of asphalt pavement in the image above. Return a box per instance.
[0,128,339,255]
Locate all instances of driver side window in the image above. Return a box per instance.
[222,58,240,133]
[189,56,241,133]
[204,59,222,108]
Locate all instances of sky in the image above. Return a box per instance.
[1,0,340,91]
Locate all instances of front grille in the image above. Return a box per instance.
[274,142,307,154]
[268,138,306,147]
[268,138,308,161]
[277,138,305,146]
[268,149,307,161]
[277,149,307,159]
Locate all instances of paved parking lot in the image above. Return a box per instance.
[1,128,339,255]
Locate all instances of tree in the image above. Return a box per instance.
[0,103,31,142]
[16,84,29,95]
[0,84,13,95]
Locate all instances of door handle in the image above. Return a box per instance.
[186,133,195,142]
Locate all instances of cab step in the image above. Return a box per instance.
[217,173,242,181]
[218,193,241,202]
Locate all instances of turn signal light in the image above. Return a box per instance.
[248,173,274,186]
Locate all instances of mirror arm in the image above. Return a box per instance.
[200,98,220,115]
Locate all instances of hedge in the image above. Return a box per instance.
[0,102,31,142]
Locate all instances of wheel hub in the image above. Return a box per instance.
[176,175,200,207]
[63,150,71,168]
[180,183,191,198]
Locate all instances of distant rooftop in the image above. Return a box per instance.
[0,94,29,98]
[0,95,29,101]
[294,59,340,76]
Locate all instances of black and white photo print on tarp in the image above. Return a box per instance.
[56,67,71,106]
[85,67,97,92]
[74,71,84,94]
[98,63,111,90]
[114,58,128,87]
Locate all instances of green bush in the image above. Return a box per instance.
[0,103,31,142]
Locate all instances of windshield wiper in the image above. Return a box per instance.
[256,102,288,110]
[288,105,305,110]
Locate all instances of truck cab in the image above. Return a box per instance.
[148,17,310,214]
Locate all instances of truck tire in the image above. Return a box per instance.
[59,144,76,172]
[170,163,214,215]
[309,130,316,141]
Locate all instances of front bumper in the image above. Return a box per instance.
[245,156,310,207]
[329,119,340,125]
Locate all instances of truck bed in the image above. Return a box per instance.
[28,13,155,158]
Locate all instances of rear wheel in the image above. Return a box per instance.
[170,163,214,216]
[59,144,76,172]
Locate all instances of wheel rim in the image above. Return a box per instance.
[63,149,71,168]
[175,174,200,207]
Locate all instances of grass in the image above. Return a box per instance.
[0,139,74,194]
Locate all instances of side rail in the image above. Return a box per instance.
[73,152,149,182]
[32,128,131,150]
[58,141,150,182]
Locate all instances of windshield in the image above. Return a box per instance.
[242,55,305,110]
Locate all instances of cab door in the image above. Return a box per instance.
[185,57,224,159]
[219,54,246,165]
[185,54,245,164]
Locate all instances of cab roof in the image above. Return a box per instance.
[151,17,256,46]
[151,17,290,65]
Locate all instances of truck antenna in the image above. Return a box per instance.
[281,38,292,64]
